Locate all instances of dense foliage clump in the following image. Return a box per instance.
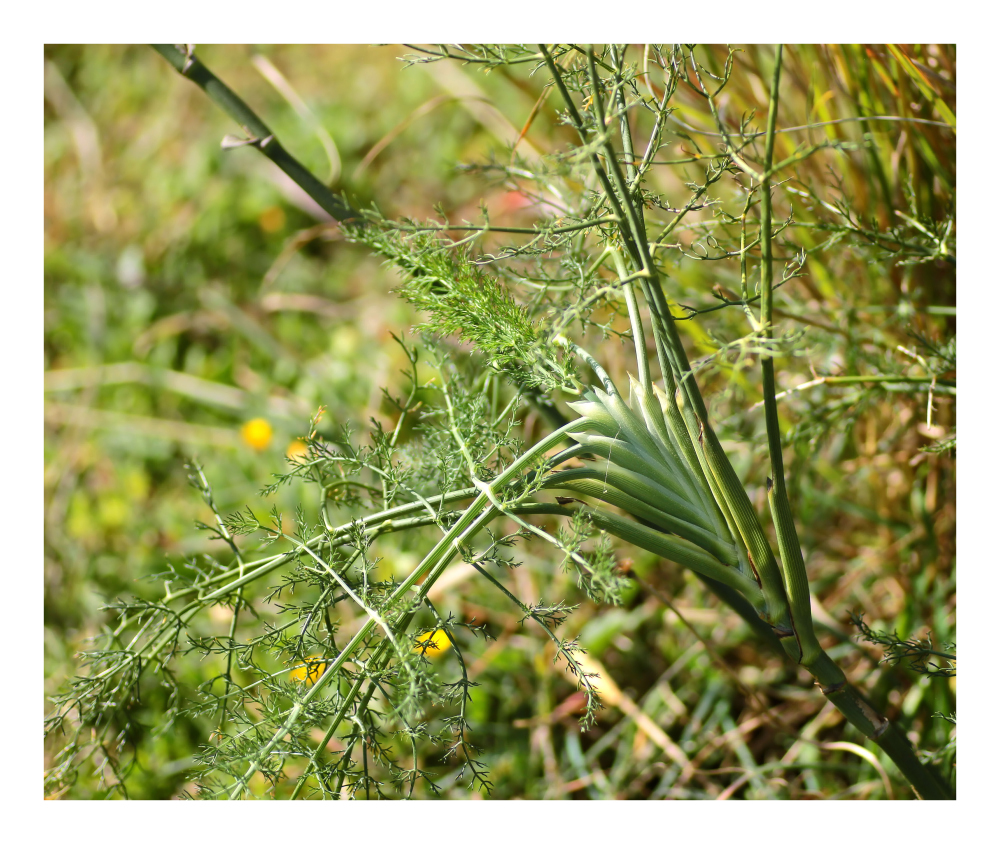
[44,44,954,800]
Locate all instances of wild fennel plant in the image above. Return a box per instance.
[45,44,955,799]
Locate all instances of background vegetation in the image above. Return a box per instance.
[44,44,955,799]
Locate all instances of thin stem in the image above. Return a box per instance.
[756,45,823,665]
[151,45,358,224]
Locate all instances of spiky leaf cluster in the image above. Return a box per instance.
[353,223,577,394]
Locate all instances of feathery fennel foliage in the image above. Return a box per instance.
[45,44,955,800]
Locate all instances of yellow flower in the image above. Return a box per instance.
[286,438,310,462]
[241,418,273,451]
[289,656,326,685]
[414,629,452,658]
[258,205,286,233]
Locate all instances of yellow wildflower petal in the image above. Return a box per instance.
[241,418,273,451]
[289,656,326,685]
[258,205,286,233]
[414,629,452,658]
[286,439,310,462]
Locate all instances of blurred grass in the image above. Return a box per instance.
[44,44,954,799]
